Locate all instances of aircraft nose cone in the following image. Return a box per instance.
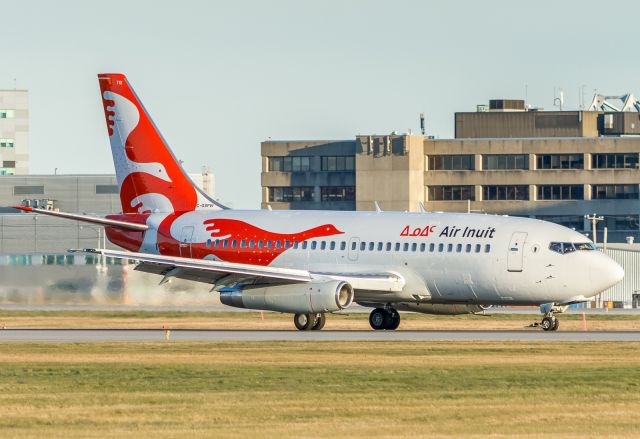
[591,256,624,292]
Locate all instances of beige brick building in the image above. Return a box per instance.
[261,104,640,243]
[0,90,29,175]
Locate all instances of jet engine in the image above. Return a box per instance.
[394,303,489,315]
[220,280,354,314]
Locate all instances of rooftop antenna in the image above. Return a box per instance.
[419,113,425,135]
[525,84,528,107]
[553,88,564,111]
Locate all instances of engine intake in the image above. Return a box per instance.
[220,280,354,314]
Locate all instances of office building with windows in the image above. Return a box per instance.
[261,100,640,244]
[0,90,29,175]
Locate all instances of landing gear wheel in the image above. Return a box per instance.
[388,309,401,330]
[369,308,389,330]
[541,316,555,331]
[552,317,560,331]
[311,313,326,330]
[294,313,313,331]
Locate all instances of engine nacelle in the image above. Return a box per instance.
[220,280,354,314]
[394,302,487,315]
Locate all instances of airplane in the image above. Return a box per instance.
[14,73,624,331]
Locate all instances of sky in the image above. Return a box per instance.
[2,0,640,208]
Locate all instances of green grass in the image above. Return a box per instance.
[0,342,638,438]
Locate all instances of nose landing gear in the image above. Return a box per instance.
[535,303,567,331]
[369,307,401,330]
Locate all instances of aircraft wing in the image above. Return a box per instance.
[70,248,405,292]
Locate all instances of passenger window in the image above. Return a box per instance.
[386,242,392,251]
[369,242,374,251]
[485,244,491,253]
[429,243,435,252]
[302,241,308,250]
[466,244,471,253]
[377,242,383,251]
[293,241,299,249]
[420,243,426,252]
[240,239,246,249]
[395,243,400,251]
[215,240,220,248]
[475,244,481,253]
[266,240,272,249]
[284,240,290,249]
[438,243,444,252]
[360,242,366,251]
[223,240,229,249]
[275,241,281,249]
[403,243,409,252]
[330,241,336,250]
[411,243,417,252]
[340,241,346,251]
[456,244,462,252]
[351,241,357,251]
[206,239,212,248]
[447,244,453,252]
[231,240,237,249]
[321,241,327,250]
[257,240,263,249]
[311,241,317,250]
[249,240,254,249]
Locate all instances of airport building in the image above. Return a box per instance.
[0,90,29,175]
[0,172,215,253]
[261,99,640,244]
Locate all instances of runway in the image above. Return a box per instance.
[1,329,639,342]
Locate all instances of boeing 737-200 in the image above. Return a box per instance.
[14,73,624,331]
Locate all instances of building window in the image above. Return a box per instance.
[592,153,639,169]
[482,154,528,170]
[14,185,45,195]
[428,185,475,201]
[596,215,640,232]
[536,154,583,169]
[592,184,639,200]
[268,187,314,202]
[428,155,474,171]
[482,185,529,201]
[0,110,14,119]
[0,138,15,147]
[95,184,119,194]
[321,156,355,171]
[321,186,355,202]
[268,156,311,172]
[537,185,583,200]
[536,215,585,231]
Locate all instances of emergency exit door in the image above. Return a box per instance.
[507,232,527,272]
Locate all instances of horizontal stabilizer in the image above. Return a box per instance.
[13,206,149,231]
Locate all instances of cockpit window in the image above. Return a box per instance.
[549,242,596,254]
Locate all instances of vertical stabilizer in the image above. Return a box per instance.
[98,73,225,214]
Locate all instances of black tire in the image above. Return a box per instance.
[551,317,560,331]
[294,313,313,331]
[311,313,326,330]
[388,309,401,330]
[369,308,388,330]
[541,316,554,331]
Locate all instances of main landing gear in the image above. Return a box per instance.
[369,307,401,330]
[294,313,326,331]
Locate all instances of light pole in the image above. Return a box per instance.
[584,213,604,245]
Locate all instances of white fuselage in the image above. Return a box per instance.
[153,209,624,306]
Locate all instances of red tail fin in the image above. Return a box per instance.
[97,73,224,214]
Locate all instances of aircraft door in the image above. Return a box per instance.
[507,232,527,272]
[179,226,194,258]
[348,237,360,261]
